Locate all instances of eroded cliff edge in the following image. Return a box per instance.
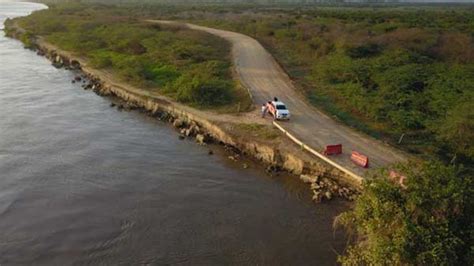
[5,21,360,202]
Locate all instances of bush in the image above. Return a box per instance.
[12,4,238,108]
[143,65,180,86]
[435,96,474,160]
[19,31,36,49]
[337,161,474,265]
[347,43,383,59]
[90,51,113,68]
[170,74,233,106]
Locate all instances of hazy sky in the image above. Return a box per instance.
[0,0,472,3]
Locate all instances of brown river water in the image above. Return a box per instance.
[0,2,348,265]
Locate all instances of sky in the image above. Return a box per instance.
[0,0,473,4]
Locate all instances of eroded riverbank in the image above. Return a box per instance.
[5,17,361,203]
[0,2,349,264]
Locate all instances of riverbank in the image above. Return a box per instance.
[5,20,360,202]
[0,3,356,264]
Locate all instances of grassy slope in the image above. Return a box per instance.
[11,3,252,113]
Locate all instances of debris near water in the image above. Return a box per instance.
[196,134,207,145]
[300,174,358,203]
[265,164,280,175]
[173,118,185,128]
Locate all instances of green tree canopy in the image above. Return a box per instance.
[336,161,473,265]
[435,94,474,160]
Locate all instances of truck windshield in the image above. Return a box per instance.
[276,105,287,110]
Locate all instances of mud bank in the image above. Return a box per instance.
[6,24,359,201]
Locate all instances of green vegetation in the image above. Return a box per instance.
[234,123,281,140]
[11,4,251,111]
[171,6,473,164]
[21,4,472,157]
[9,3,474,265]
[4,19,36,49]
[336,161,473,265]
[154,6,473,264]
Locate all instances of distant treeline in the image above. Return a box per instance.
[35,0,474,6]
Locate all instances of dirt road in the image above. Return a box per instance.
[151,20,407,177]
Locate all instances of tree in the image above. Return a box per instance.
[435,96,474,161]
[336,161,473,265]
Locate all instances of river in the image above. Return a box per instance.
[0,1,347,265]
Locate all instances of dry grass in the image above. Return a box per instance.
[234,123,281,141]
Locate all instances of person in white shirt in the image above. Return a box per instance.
[261,103,268,118]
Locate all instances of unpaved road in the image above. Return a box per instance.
[152,20,407,176]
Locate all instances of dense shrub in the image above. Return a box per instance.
[346,43,383,59]
[174,76,233,106]
[13,5,236,108]
[165,61,233,106]
[434,95,474,160]
[143,65,180,86]
[336,161,473,265]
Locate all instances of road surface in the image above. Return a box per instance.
[152,20,407,177]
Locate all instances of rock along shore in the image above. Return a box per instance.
[5,24,359,202]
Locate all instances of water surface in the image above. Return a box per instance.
[0,2,347,265]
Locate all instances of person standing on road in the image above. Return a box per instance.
[261,103,268,118]
[274,97,278,102]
